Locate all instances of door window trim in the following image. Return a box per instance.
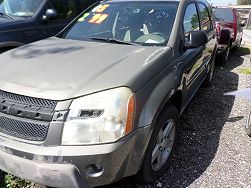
[196,2,213,32]
[182,2,201,36]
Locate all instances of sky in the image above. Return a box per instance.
[208,0,237,6]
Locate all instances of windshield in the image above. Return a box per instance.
[213,8,234,22]
[62,1,178,46]
[0,0,43,17]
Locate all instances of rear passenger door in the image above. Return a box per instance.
[183,3,205,98]
[46,0,79,36]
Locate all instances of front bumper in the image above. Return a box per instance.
[0,126,151,187]
[0,151,87,187]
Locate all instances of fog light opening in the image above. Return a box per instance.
[85,164,104,178]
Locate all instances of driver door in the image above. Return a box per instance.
[182,3,206,102]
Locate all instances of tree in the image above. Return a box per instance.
[237,0,251,5]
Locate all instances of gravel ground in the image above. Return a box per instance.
[101,47,251,188]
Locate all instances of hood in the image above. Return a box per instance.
[0,37,172,100]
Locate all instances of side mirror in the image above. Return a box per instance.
[42,9,57,20]
[185,30,208,49]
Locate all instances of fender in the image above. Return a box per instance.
[131,61,183,173]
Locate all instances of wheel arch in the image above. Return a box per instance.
[134,89,183,173]
[150,90,183,129]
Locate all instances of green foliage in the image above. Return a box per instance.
[239,68,251,74]
[237,0,251,5]
[4,174,34,188]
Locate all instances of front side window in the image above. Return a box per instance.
[62,1,178,46]
[198,3,212,31]
[47,0,77,20]
[0,0,43,17]
[183,3,200,35]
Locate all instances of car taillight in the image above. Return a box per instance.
[215,23,221,37]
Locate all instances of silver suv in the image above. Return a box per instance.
[0,0,216,187]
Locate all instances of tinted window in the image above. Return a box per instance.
[48,0,77,19]
[78,0,97,11]
[183,3,200,34]
[0,0,43,17]
[213,8,234,22]
[198,3,212,31]
[62,2,178,46]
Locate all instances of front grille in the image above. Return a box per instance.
[0,90,57,109]
[0,113,49,141]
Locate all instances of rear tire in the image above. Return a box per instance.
[203,53,215,87]
[136,106,179,184]
[217,44,230,65]
[236,38,242,48]
[246,110,251,137]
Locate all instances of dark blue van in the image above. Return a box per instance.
[0,0,97,52]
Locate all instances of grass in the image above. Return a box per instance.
[234,47,251,56]
[239,67,251,75]
[4,175,34,188]
[0,173,34,188]
[239,68,251,74]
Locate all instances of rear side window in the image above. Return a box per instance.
[213,8,234,22]
[48,0,78,19]
[183,3,200,34]
[198,3,212,31]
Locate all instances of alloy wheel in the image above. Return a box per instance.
[151,119,175,172]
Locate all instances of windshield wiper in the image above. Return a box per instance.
[90,37,137,45]
[0,12,14,19]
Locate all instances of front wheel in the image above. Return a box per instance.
[136,106,179,184]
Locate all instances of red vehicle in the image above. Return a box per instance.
[213,7,244,64]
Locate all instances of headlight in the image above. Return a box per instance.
[61,87,135,145]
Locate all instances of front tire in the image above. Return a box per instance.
[136,106,179,184]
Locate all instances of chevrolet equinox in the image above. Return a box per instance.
[0,0,217,187]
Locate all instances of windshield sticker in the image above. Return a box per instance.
[88,13,108,24]
[78,13,90,22]
[92,5,102,12]
[145,39,159,44]
[92,4,110,13]
[96,4,110,12]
